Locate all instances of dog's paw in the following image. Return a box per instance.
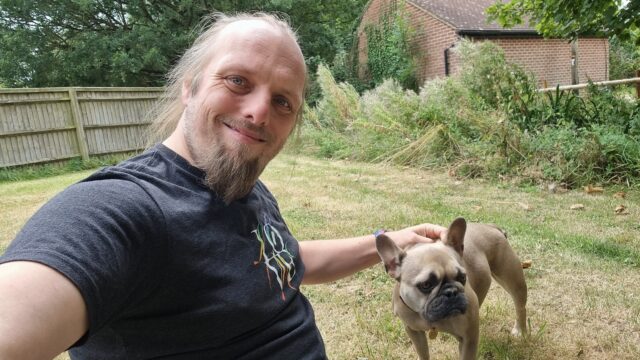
[510,325,526,337]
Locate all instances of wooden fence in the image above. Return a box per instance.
[0,87,163,168]
[538,71,640,97]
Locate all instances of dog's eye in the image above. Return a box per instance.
[417,281,435,294]
[417,274,438,294]
[456,271,466,285]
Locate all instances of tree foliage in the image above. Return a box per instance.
[609,35,640,79]
[0,0,368,87]
[487,0,640,43]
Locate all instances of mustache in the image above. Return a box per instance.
[217,115,271,142]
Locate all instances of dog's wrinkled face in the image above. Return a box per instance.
[397,243,468,322]
[376,218,469,323]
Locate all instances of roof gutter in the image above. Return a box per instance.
[456,29,606,39]
[456,29,540,37]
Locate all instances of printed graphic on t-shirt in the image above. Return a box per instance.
[253,223,297,300]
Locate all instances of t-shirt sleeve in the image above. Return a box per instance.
[0,178,166,337]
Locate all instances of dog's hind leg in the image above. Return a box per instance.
[508,278,528,336]
[405,327,430,360]
[492,256,528,336]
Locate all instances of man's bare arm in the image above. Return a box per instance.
[299,223,446,285]
[0,261,88,360]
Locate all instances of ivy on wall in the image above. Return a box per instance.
[364,0,420,91]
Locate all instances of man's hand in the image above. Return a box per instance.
[383,223,448,249]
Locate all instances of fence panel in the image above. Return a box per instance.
[0,87,163,167]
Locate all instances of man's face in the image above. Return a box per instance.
[180,20,306,202]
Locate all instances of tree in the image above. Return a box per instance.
[486,0,640,43]
[0,0,368,87]
[609,35,640,79]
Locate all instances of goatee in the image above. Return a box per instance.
[194,144,264,204]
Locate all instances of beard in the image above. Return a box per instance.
[183,107,283,204]
[194,142,263,204]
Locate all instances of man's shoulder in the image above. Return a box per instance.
[92,145,174,180]
[251,180,279,206]
[85,144,203,193]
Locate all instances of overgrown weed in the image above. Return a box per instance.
[304,40,640,188]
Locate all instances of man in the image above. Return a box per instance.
[0,12,445,359]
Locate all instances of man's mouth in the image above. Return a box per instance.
[223,122,266,143]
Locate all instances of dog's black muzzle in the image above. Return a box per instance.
[425,283,468,322]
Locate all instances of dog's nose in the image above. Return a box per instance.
[442,287,458,297]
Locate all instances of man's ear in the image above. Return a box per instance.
[444,217,466,256]
[375,233,405,280]
[181,79,193,106]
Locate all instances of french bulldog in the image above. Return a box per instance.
[375,217,528,360]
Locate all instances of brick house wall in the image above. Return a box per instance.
[404,2,458,80]
[476,37,609,86]
[357,0,458,81]
[576,38,609,84]
[357,0,609,87]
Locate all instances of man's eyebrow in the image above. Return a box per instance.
[214,63,255,76]
[278,88,302,102]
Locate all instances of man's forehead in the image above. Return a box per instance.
[218,19,298,52]
[208,19,305,97]
[222,18,279,34]
[216,20,303,63]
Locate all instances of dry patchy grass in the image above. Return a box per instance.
[0,171,93,252]
[1,154,638,359]
[265,153,640,360]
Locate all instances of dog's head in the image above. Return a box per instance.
[376,218,469,323]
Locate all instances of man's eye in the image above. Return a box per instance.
[274,97,292,112]
[226,76,246,87]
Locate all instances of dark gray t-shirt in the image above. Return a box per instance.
[1,144,326,359]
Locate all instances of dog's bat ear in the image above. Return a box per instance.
[444,217,466,256]
[375,233,405,280]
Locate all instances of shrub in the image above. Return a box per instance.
[456,40,539,122]
[303,40,640,188]
[313,64,361,132]
[526,125,603,185]
[609,35,640,80]
[583,84,640,134]
[591,125,640,183]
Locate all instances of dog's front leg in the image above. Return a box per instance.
[405,326,429,360]
[457,336,478,360]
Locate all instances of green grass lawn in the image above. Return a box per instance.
[1,153,639,359]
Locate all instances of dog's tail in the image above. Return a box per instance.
[487,223,508,239]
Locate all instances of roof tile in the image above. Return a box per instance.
[409,0,535,32]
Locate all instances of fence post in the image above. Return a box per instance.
[636,70,640,99]
[68,88,90,161]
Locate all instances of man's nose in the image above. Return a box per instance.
[242,91,270,126]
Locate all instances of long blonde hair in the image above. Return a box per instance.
[145,12,307,147]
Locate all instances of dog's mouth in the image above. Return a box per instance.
[425,293,468,323]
